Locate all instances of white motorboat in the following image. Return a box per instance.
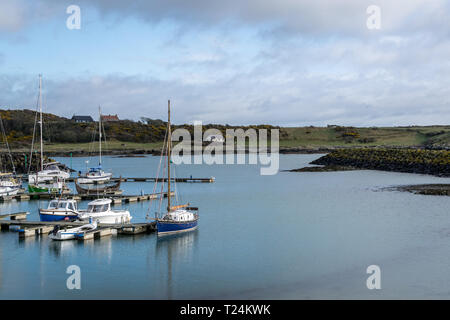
[49,219,97,241]
[78,198,131,224]
[39,199,79,221]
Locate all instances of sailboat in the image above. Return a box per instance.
[0,114,22,196]
[77,106,112,184]
[28,75,70,190]
[155,100,199,236]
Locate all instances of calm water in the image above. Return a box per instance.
[0,154,449,299]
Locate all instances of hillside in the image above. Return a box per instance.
[0,109,449,152]
[279,125,450,148]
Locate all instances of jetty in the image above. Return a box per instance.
[17,175,215,183]
[0,211,157,239]
[0,191,174,204]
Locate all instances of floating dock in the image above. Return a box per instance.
[18,176,215,184]
[0,212,156,240]
[0,191,174,203]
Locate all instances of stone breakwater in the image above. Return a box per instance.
[311,148,450,177]
[0,153,71,174]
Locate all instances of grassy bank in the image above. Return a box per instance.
[279,125,450,148]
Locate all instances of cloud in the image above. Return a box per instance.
[0,1,449,126]
[3,0,450,38]
[1,61,449,127]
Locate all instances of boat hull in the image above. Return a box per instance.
[39,211,78,222]
[157,219,198,235]
[78,211,131,224]
[28,184,48,193]
[0,187,20,196]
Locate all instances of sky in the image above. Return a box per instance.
[0,0,449,126]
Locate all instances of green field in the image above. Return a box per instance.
[7,141,164,153]
[279,125,450,148]
[2,125,450,154]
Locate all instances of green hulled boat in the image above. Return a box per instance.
[28,184,48,193]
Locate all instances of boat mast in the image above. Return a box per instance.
[167,100,171,212]
[39,74,44,172]
[98,106,102,167]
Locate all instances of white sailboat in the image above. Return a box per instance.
[0,173,20,196]
[77,106,112,184]
[28,75,70,186]
[0,114,22,196]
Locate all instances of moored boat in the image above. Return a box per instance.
[77,107,113,184]
[28,75,71,185]
[154,100,199,236]
[28,162,70,184]
[49,219,97,241]
[78,198,131,224]
[28,177,71,194]
[39,199,79,221]
[75,178,121,195]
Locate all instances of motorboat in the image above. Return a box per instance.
[49,219,97,241]
[78,198,131,224]
[39,199,79,221]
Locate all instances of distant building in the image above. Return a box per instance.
[205,134,225,142]
[72,115,94,123]
[101,114,119,122]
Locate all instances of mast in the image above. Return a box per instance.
[39,74,44,171]
[98,106,102,167]
[167,100,171,212]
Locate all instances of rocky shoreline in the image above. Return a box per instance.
[386,184,450,196]
[283,165,357,173]
[310,148,450,177]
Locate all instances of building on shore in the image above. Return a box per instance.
[72,115,94,123]
[101,114,119,122]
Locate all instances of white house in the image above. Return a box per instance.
[204,134,225,142]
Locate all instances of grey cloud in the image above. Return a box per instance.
[1,65,449,127]
[2,0,450,38]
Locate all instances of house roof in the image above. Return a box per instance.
[101,114,119,121]
[72,115,94,121]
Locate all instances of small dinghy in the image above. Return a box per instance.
[49,219,98,241]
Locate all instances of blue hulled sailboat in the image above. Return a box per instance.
[155,100,199,235]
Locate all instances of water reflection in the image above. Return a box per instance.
[155,230,198,299]
[48,240,76,257]
[48,236,114,263]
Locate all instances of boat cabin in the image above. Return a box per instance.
[87,199,112,213]
[164,209,196,222]
[47,199,78,211]
[43,162,65,172]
